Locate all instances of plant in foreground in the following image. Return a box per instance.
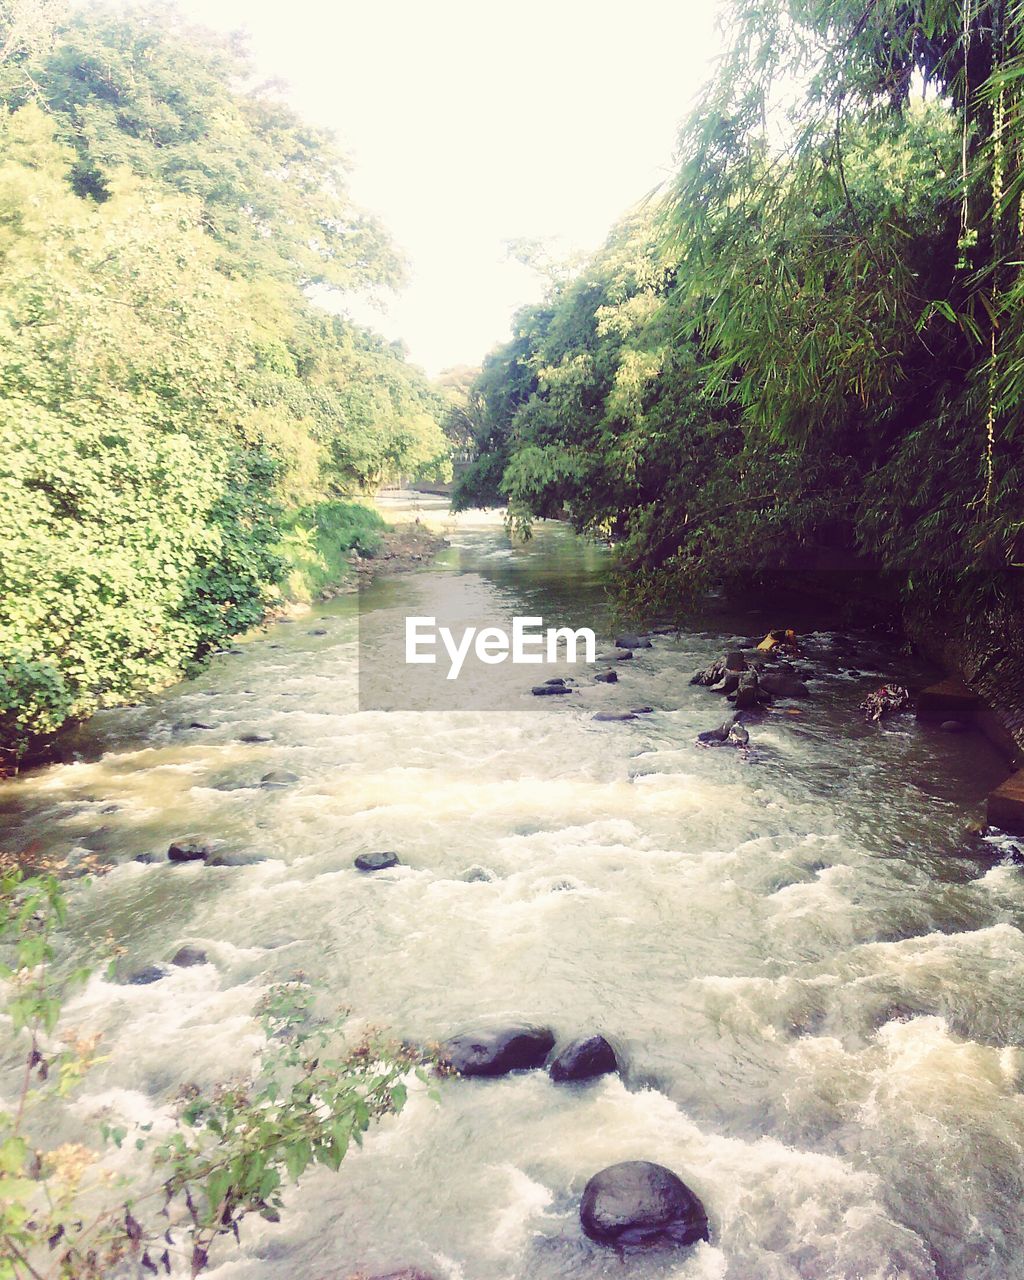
[0,863,432,1278]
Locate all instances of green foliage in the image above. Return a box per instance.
[0,5,450,761]
[460,0,1024,617]
[0,864,431,1279]
[278,500,387,602]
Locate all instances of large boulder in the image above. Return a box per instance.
[580,1161,709,1248]
[443,1025,555,1076]
[549,1035,618,1082]
[759,673,810,699]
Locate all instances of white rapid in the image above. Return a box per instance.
[2,498,1023,1280]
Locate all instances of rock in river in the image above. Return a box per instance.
[125,965,167,985]
[167,838,210,863]
[533,684,572,696]
[593,670,618,684]
[614,634,652,649]
[759,673,810,699]
[550,1035,618,1082]
[260,769,299,788]
[171,946,207,967]
[355,850,401,872]
[593,711,636,722]
[580,1160,709,1248]
[444,1024,555,1076]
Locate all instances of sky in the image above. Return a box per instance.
[177,0,727,375]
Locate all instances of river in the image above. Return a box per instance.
[3,497,1024,1280]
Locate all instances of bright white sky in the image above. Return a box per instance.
[177,0,727,375]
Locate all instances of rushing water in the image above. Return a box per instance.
[3,498,1024,1280]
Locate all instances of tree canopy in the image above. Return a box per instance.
[456,0,1024,620]
[0,1,451,762]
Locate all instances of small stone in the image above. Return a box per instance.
[533,684,572,696]
[171,946,207,967]
[549,1035,618,1082]
[126,965,167,986]
[593,711,636,722]
[167,839,210,863]
[188,721,216,730]
[593,671,618,684]
[355,850,400,872]
[238,732,273,744]
[631,707,654,715]
[544,677,567,686]
[134,852,159,865]
[940,720,969,733]
[308,628,328,636]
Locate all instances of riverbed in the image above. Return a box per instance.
[3,498,1023,1280]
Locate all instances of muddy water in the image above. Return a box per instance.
[3,498,1024,1280]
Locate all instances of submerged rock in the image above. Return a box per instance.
[207,850,267,867]
[238,731,274,744]
[940,719,969,733]
[614,634,652,650]
[125,965,167,985]
[443,1024,555,1076]
[260,769,299,788]
[355,850,400,872]
[167,839,210,863]
[460,865,496,882]
[580,1160,709,1248]
[593,711,636,722]
[759,673,810,699]
[593,670,618,684]
[550,1035,618,1082]
[171,946,207,967]
[368,1271,440,1280]
[533,684,573,696]
[631,707,655,715]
